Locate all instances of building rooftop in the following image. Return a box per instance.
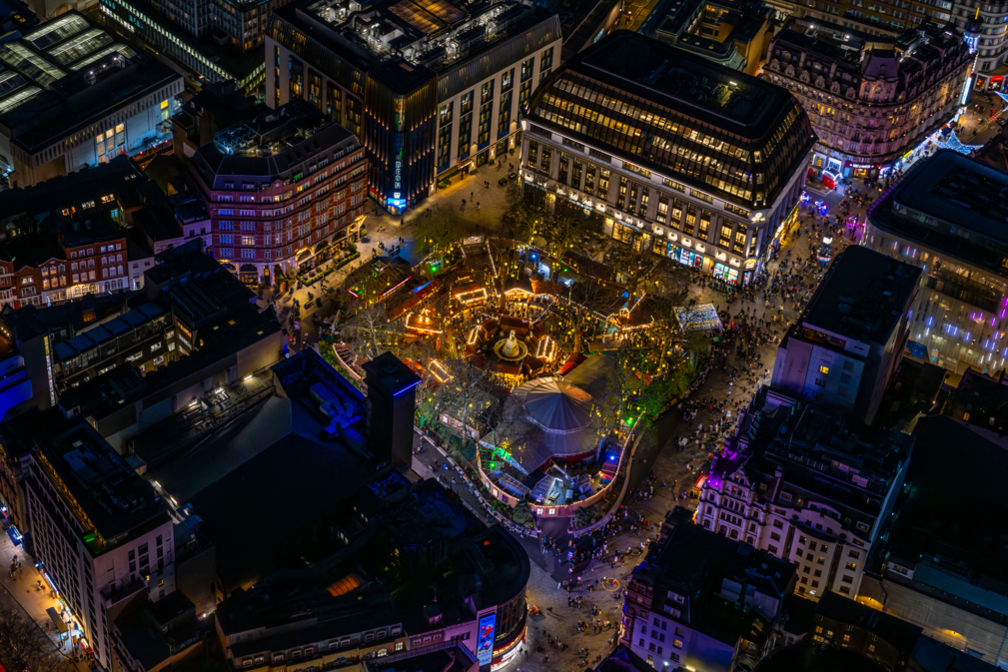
[214,475,530,642]
[0,155,147,223]
[594,645,654,672]
[191,101,359,189]
[0,293,128,347]
[0,12,180,152]
[943,368,1008,437]
[363,351,422,398]
[157,350,369,587]
[362,641,477,672]
[2,415,170,554]
[639,0,771,64]
[525,31,817,208]
[711,390,912,528]
[56,243,282,422]
[816,591,922,652]
[632,508,794,646]
[269,0,561,95]
[879,415,1008,582]
[756,640,890,672]
[799,245,921,344]
[868,149,1008,274]
[114,591,202,672]
[300,0,554,69]
[0,0,37,33]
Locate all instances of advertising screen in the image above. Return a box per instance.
[476,613,496,665]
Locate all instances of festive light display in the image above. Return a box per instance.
[674,304,724,331]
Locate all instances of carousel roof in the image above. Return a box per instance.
[522,377,593,434]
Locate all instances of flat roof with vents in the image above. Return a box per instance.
[386,0,465,35]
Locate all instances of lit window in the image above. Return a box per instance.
[818,365,829,374]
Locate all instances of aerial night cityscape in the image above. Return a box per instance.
[0,1,1004,672]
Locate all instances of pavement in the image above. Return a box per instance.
[262,159,521,350]
[399,172,876,672]
[958,89,1007,146]
[0,530,91,672]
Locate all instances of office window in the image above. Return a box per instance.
[307,69,321,108]
[289,56,303,99]
[540,46,554,71]
[527,140,538,169]
[734,223,748,254]
[598,168,609,200]
[719,224,732,248]
[326,81,342,121]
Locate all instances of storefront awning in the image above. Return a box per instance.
[7,526,21,546]
[46,607,67,634]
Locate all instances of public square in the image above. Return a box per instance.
[293,153,876,672]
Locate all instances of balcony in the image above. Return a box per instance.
[100,576,147,607]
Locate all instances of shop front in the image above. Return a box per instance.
[843,160,881,178]
[766,201,801,258]
[712,262,739,284]
[610,220,638,245]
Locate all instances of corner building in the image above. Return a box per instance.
[188,101,367,282]
[696,387,912,603]
[266,0,561,213]
[522,31,817,284]
[764,19,972,179]
[864,149,1008,375]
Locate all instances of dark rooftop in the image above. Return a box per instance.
[799,245,921,343]
[3,414,170,553]
[882,415,1008,581]
[0,12,180,152]
[363,351,422,397]
[582,31,778,128]
[0,155,146,222]
[363,641,477,672]
[114,592,202,672]
[633,509,794,645]
[214,477,530,644]
[56,244,282,422]
[755,640,886,672]
[868,149,1008,274]
[711,391,913,531]
[284,0,561,93]
[816,591,922,652]
[943,368,1008,436]
[592,645,654,672]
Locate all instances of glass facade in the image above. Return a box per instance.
[525,33,816,209]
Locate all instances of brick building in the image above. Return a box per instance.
[188,100,366,283]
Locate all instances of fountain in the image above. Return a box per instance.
[493,329,528,362]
